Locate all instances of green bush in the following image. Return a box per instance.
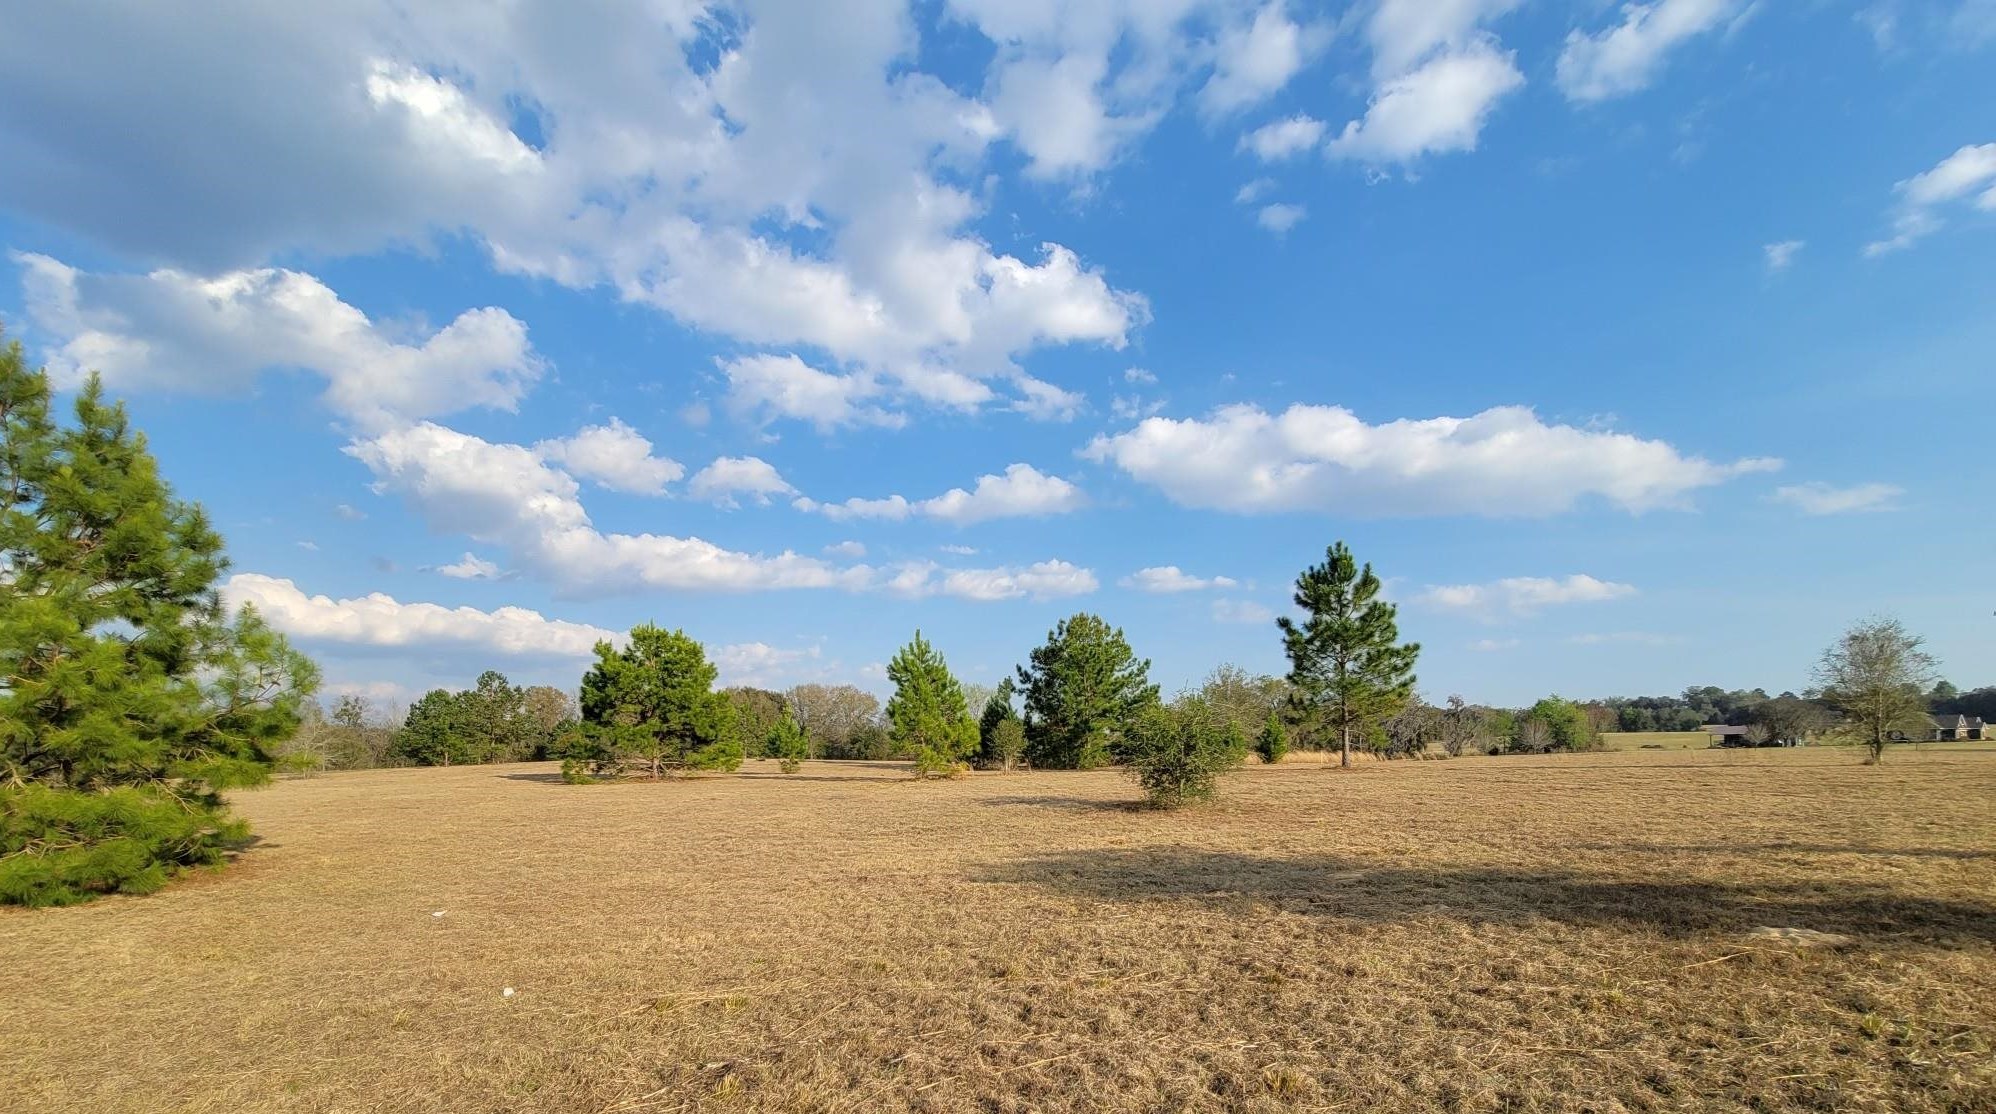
[1255,713,1290,764]
[0,785,250,907]
[1123,701,1241,808]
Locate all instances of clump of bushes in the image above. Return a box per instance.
[1123,700,1244,808]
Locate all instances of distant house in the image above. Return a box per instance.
[1929,714,1988,741]
[1705,724,1752,746]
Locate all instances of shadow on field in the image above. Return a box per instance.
[978,795,1138,813]
[497,771,568,784]
[1579,842,1996,861]
[979,848,1996,945]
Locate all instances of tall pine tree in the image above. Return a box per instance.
[1277,542,1419,769]
[573,625,740,779]
[1,340,317,905]
[885,630,978,776]
[1015,613,1159,770]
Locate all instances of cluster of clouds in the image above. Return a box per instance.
[1416,574,1637,619]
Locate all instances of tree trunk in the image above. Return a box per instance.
[1341,723,1351,768]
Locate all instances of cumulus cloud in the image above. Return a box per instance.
[225,573,617,658]
[14,253,542,428]
[688,456,798,507]
[1211,598,1274,624]
[1200,2,1325,116]
[797,463,1085,525]
[883,559,1098,602]
[1239,115,1326,161]
[1771,482,1904,515]
[1257,203,1307,234]
[824,540,867,558]
[1327,40,1524,163]
[1416,574,1637,618]
[1865,143,1996,256]
[1083,402,1780,516]
[1556,0,1743,103]
[711,640,826,689]
[719,353,903,432]
[1122,566,1240,593]
[1468,637,1520,652]
[1763,240,1804,272]
[433,553,503,580]
[534,418,682,496]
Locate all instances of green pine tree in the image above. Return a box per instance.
[885,630,978,777]
[1015,613,1159,770]
[767,710,809,773]
[1277,542,1420,769]
[1,340,318,906]
[574,625,740,779]
[976,678,1024,770]
[1255,712,1289,764]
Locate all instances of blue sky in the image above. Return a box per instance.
[1,0,1991,711]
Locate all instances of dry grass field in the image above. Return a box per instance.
[1600,731,1715,751]
[4,747,1994,1114]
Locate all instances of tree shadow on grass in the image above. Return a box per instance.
[1576,842,1996,861]
[976,848,1996,945]
[978,795,1141,813]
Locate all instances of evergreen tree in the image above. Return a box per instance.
[976,678,1023,770]
[574,625,740,779]
[1,343,316,906]
[885,630,978,777]
[1255,712,1289,764]
[724,686,788,758]
[1277,542,1420,769]
[767,710,809,773]
[394,689,467,766]
[1123,698,1240,808]
[1015,613,1159,770]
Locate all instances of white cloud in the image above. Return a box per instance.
[1865,143,1996,256]
[533,418,682,496]
[1366,0,1525,78]
[885,559,1099,602]
[226,573,618,658]
[1121,566,1240,593]
[334,503,367,521]
[1010,374,1086,422]
[939,544,978,556]
[1123,367,1158,385]
[1763,240,1804,272]
[1416,574,1637,617]
[824,540,868,558]
[1240,115,1326,161]
[1235,177,1276,204]
[711,641,826,689]
[1211,598,1274,625]
[1257,203,1307,234]
[1,3,1149,423]
[1771,481,1904,515]
[1468,637,1520,652]
[1201,2,1323,116]
[1084,402,1780,516]
[345,421,860,596]
[1327,41,1524,163]
[688,456,798,507]
[798,463,1085,525]
[434,552,503,580]
[1556,0,1742,103]
[719,353,903,432]
[14,253,542,428]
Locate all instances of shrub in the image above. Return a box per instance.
[1256,713,1290,764]
[1123,701,1241,808]
[0,785,251,907]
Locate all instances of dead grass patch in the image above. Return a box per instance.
[2,747,1992,1112]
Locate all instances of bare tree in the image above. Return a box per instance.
[785,684,882,758]
[1742,723,1773,748]
[1515,717,1553,754]
[1438,695,1488,758]
[1383,697,1441,758]
[1812,617,1939,764]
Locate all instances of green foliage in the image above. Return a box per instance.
[1277,542,1420,768]
[1813,616,1940,763]
[725,687,788,759]
[886,630,978,777]
[574,625,740,779]
[768,710,809,773]
[392,671,562,766]
[1255,713,1290,764]
[1123,699,1242,808]
[976,678,1024,770]
[1523,696,1597,752]
[1016,613,1160,770]
[0,340,315,905]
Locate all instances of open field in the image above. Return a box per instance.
[1600,731,1714,751]
[4,748,1994,1113]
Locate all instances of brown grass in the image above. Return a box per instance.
[4,747,1994,1113]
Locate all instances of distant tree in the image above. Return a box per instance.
[394,689,467,766]
[1813,617,1940,764]
[1277,542,1420,768]
[1751,694,1828,745]
[520,685,579,760]
[960,682,998,725]
[1514,716,1553,754]
[574,625,741,779]
[786,683,881,758]
[886,631,979,777]
[977,679,1024,771]
[1383,697,1441,758]
[767,711,809,773]
[1,346,317,906]
[724,686,787,759]
[1742,723,1774,748]
[1123,698,1242,808]
[1016,613,1160,770]
[1255,712,1290,765]
[1197,664,1288,740]
[1438,695,1489,758]
[1928,679,1959,704]
[1526,696,1597,752]
[460,670,527,762]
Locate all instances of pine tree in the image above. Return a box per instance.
[886,630,978,777]
[767,710,809,773]
[1256,712,1289,765]
[1,341,317,906]
[1015,613,1159,769]
[976,678,1024,770]
[394,689,467,766]
[574,625,740,779]
[1277,542,1420,769]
